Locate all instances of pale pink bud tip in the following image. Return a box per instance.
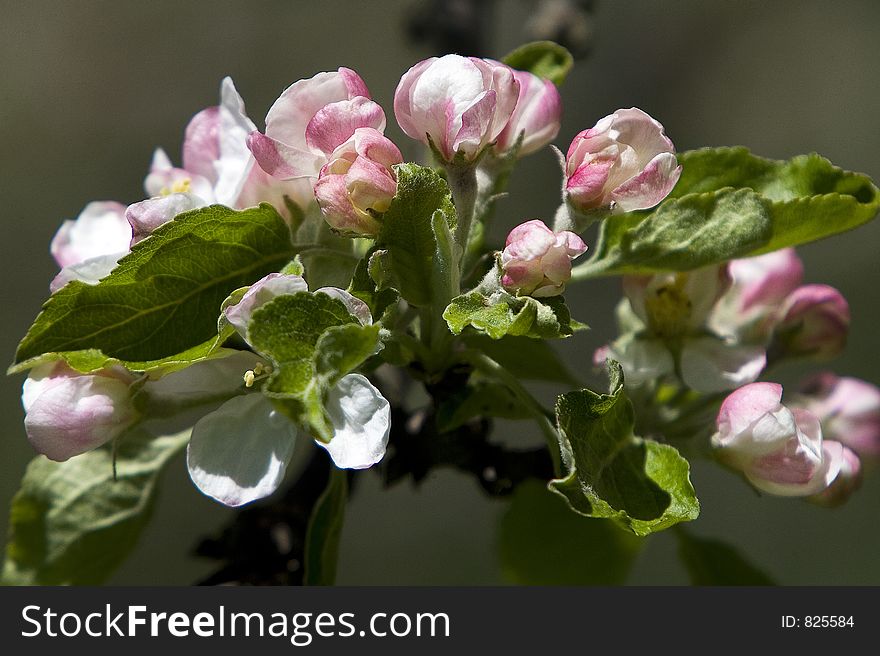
[314,128,403,237]
[394,55,520,162]
[21,363,138,461]
[500,219,587,298]
[565,108,681,214]
[493,68,562,156]
[772,284,850,361]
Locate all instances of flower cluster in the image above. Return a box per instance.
[16,42,878,531]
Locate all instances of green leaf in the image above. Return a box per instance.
[578,148,880,277]
[375,163,456,307]
[499,480,643,585]
[502,40,574,86]
[2,429,188,585]
[550,362,700,536]
[303,468,348,586]
[247,293,380,442]
[462,335,580,385]
[444,290,578,339]
[437,380,531,431]
[347,247,399,320]
[14,204,295,365]
[676,529,775,586]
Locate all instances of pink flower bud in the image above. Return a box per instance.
[794,372,880,461]
[809,443,862,507]
[565,108,681,213]
[623,266,731,338]
[21,363,138,462]
[712,382,842,497]
[313,128,403,237]
[728,248,804,312]
[493,67,562,156]
[394,55,520,162]
[247,69,384,185]
[500,220,587,297]
[771,284,850,360]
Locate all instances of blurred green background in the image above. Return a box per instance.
[1,0,878,585]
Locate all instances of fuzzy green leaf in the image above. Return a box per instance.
[550,362,700,536]
[2,429,188,586]
[247,293,380,442]
[444,290,578,339]
[375,163,456,307]
[437,380,531,431]
[499,480,643,585]
[577,148,880,277]
[502,41,574,86]
[13,204,295,366]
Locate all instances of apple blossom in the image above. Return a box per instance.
[493,67,562,157]
[313,127,403,236]
[500,219,587,297]
[770,284,849,361]
[792,373,880,461]
[712,382,845,497]
[247,68,385,201]
[49,201,132,292]
[21,363,138,462]
[129,77,303,241]
[394,55,519,162]
[565,107,681,214]
[610,266,766,392]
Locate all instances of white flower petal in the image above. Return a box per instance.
[680,337,766,393]
[317,373,389,469]
[187,394,297,507]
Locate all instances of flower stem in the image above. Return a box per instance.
[446,163,478,272]
[463,350,564,477]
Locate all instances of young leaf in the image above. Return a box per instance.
[577,148,880,277]
[247,293,380,442]
[303,467,348,586]
[14,204,295,365]
[550,362,700,536]
[374,163,456,307]
[444,290,579,339]
[499,480,643,585]
[1,429,189,586]
[676,529,775,586]
[502,41,574,86]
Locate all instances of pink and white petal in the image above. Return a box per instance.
[317,374,390,469]
[50,201,131,267]
[305,97,386,158]
[393,58,436,139]
[182,106,221,182]
[452,90,497,158]
[566,154,616,208]
[126,192,205,245]
[610,152,681,212]
[680,338,766,393]
[540,245,573,285]
[716,382,785,440]
[187,394,297,507]
[730,248,804,311]
[265,70,366,149]
[236,160,316,217]
[314,174,371,233]
[50,253,125,293]
[608,108,676,165]
[353,128,403,169]
[345,156,396,211]
[247,131,324,180]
